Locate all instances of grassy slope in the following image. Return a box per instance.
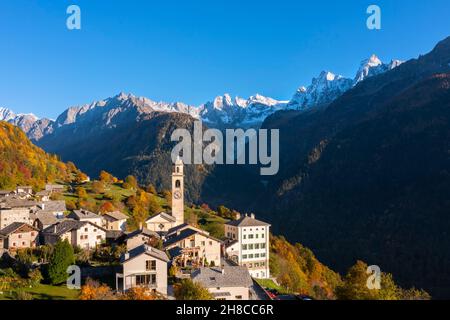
[0,284,79,300]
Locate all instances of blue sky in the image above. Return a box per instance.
[1,0,450,119]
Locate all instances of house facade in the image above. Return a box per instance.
[191,266,254,300]
[126,228,161,251]
[43,220,106,249]
[116,244,169,295]
[0,222,39,249]
[145,212,177,233]
[0,208,33,229]
[225,214,270,279]
[102,211,128,231]
[68,209,103,226]
[164,226,221,268]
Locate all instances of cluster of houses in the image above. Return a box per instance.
[0,185,128,251]
[0,158,272,300]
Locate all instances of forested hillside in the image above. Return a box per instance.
[0,121,82,190]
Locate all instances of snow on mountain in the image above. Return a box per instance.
[288,55,403,110]
[198,94,288,129]
[2,54,403,138]
[288,71,354,110]
[0,107,17,121]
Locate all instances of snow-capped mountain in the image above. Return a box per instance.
[288,71,354,110]
[288,55,403,110]
[198,94,288,129]
[1,54,402,139]
[0,107,41,135]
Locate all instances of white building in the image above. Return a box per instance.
[224,214,271,279]
[42,220,106,249]
[116,244,169,296]
[68,209,103,226]
[191,266,254,300]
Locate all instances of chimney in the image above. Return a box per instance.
[250,213,255,219]
[235,212,241,220]
[124,253,130,260]
[139,222,143,230]
[221,268,225,275]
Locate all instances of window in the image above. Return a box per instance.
[261,253,266,258]
[31,232,35,236]
[242,255,247,259]
[248,234,254,239]
[146,260,156,271]
[242,244,247,250]
[248,244,254,250]
[255,254,260,258]
[201,241,205,246]
[249,254,254,259]
[261,243,266,249]
[18,235,22,239]
[85,228,88,232]
[22,242,26,246]
[136,274,156,286]
[175,180,181,188]
[243,235,246,239]
[235,295,243,300]
[255,244,260,249]
[96,235,102,240]
[209,241,213,246]
[261,233,265,238]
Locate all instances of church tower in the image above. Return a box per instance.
[171,157,184,226]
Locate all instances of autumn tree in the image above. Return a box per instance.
[79,278,115,300]
[173,279,213,300]
[99,170,115,185]
[123,175,138,190]
[75,172,89,184]
[120,287,156,300]
[76,187,88,200]
[162,190,172,208]
[146,184,157,194]
[92,180,105,194]
[99,201,115,213]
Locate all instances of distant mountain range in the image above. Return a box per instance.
[3,36,450,298]
[0,54,402,137]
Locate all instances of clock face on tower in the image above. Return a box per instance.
[173,191,182,199]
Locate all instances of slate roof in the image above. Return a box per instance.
[36,190,52,197]
[225,215,270,228]
[126,228,160,240]
[146,212,176,223]
[191,266,253,288]
[68,209,101,220]
[103,211,128,221]
[164,228,221,248]
[121,244,169,263]
[31,212,60,226]
[166,223,206,237]
[0,222,38,236]
[106,230,125,240]
[42,220,105,236]
[2,199,37,209]
[37,201,67,212]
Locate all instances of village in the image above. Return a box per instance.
[0,158,272,300]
